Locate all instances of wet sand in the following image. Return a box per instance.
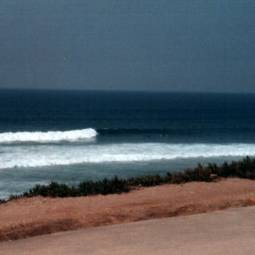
[0,178,255,241]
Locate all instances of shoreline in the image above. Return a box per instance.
[3,156,255,202]
[1,178,255,242]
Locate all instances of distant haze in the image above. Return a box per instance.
[0,0,254,92]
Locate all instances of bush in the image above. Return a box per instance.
[5,156,255,201]
[26,176,130,198]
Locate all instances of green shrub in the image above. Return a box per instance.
[4,156,255,201]
[26,176,130,198]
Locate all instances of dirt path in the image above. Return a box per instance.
[1,206,255,255]
[0,178,255,241]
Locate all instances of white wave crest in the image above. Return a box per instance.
[0,143,255,169]
[0,128,97,144]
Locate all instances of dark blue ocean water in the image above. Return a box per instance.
[0,90,255,198]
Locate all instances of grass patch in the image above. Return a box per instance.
[2,156,255,202]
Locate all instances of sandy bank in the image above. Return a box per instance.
[1,178,255,241]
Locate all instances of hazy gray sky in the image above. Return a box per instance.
[0,0,254,92]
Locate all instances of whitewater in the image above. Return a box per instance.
[0,138,255,169]
[0,128,97,144]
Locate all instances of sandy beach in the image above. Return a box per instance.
[0,178,255,242]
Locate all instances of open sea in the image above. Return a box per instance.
[1,90,255,198]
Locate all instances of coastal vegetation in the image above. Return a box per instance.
[2,156,255,202]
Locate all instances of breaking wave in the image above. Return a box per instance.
[0,128,97,144]
[0,143,255,169]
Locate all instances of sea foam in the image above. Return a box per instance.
[0,143,255,169]
[0,128,97,144]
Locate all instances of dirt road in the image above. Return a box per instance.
[1,206,255,255]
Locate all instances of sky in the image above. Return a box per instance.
[0,0,254,93]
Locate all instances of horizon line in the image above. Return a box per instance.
[0,87,254,95]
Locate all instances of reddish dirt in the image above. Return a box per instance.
[1,178,255,241]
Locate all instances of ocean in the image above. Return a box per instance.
[0,90,255,199]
